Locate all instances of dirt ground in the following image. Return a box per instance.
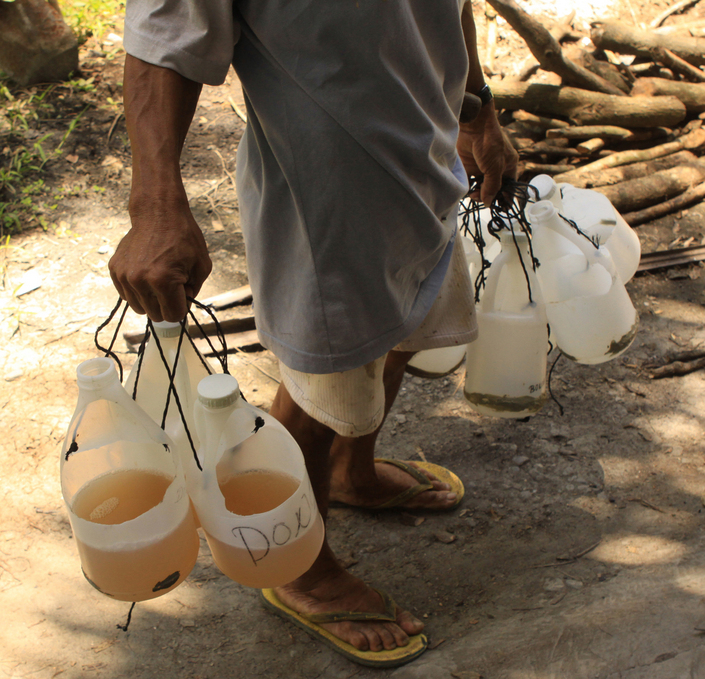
[3,2,705,678]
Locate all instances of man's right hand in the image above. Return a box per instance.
[109,198,212,323]
[113,56,208,322]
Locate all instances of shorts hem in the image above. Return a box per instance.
[395,327,479,353]
[280,371,385,438]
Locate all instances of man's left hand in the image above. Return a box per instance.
[457,102,518,206]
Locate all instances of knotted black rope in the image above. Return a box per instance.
[459,197,491,302]
[130,328,151,401]
[547,351,565,416]
[559,213,600,250]
[117,602,136,633]
[130,318,203,471]
[187,297,230,375]
[95,296,232,472]
[127,298,232,470]
[94,298,128,381]
[460,177,540,303]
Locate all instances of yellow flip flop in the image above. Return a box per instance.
[331,458,464,511]
[260,587,428,668]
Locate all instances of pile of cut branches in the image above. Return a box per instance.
[489,0,705,225]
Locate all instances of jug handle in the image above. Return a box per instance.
[195,398,261,479]
[479,248,510,312]
[195,402,233,482]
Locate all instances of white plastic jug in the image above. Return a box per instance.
[191,374,325,588]
[60,357,199,601]
[406,345,466,379]
[529,174,641,282]
[527,201,639,364]
[125,321,211,490]
[560,183,640,283]
[464,228,549,418]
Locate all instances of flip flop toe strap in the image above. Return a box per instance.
[373,458,433,510]
[302,588,397,624]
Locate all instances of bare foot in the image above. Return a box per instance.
[274,560,424,652]
[329,459,459,510]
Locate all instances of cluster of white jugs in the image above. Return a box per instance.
[60,325,324,601]
[407,174,641,419]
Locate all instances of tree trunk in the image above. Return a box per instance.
[546,125,669,142]
[567,47,632,93]
[623,181,705,225]
[513,110,570,129]
[576,138,606,153]
[562,150,699,188]
[559,130,705,183]
[650,47,705,83]
[650,0,704,28]
[486,0,625,95]
[522,161,574,174]
[519,143,583,157]
[595,165,705,213]
[491,80,686,128]
[0,0,78,86]
[591,21,705,66]
[631,77,705,113]
[553,129,705,182]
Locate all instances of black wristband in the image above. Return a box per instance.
[475,84,493,107]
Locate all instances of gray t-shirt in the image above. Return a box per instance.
[125,0,471,373]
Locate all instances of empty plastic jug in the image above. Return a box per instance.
[530,174,641,283]
[60,357,199,601]
[125,321,211,490]
[560,183,640,282]
[191,374,325,588]
[406,345,466,379]
[464,228,549,418]
[527,201,639,364]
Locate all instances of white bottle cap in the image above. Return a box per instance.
[152,321,183,338]
[526,200,556,224]
[530,174,557,201]
[76,357,119,390]
[197,373,240,409]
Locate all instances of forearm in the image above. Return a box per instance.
[461,2,485,95]
[457,2,518,204]
[109,55,211,322]
[124,54,203,211]
[460,2,498,138]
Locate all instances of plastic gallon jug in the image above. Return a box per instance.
[464,229,549,418]
[124,321,211,490]
[191,374,325,588]
[406,345,466,379]
[527,201,639,364]
[60,357,199,601]
[530,174,641,283]
[560,183,640,282]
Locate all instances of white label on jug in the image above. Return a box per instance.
[229,492,313,566]
[272,522,292,546]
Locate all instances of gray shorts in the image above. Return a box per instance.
[278,234,477,437]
